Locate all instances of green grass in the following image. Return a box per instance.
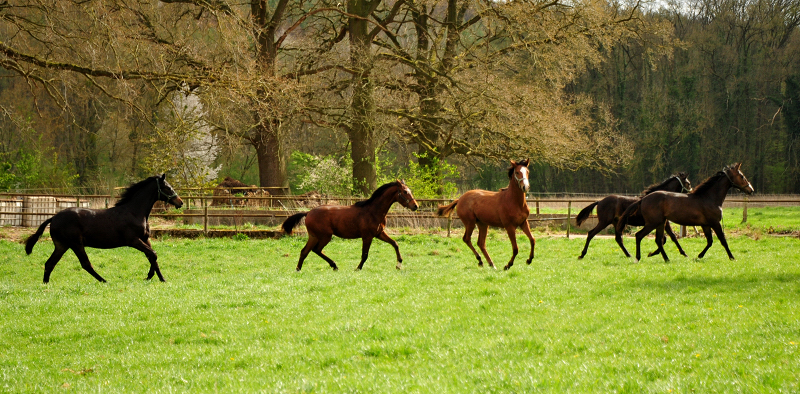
[1,232,799,392]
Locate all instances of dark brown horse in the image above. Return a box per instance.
[282,180,419,271]
[575,173,692,259]
[25,174,184,283]
[436,160,534,270]
[617,163,754,262]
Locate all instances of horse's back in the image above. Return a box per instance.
[642,191,717,225]
[456,189,527,227]
[305,205,368,239]
[50,207,143,248]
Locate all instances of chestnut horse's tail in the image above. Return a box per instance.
[575,201,598,226]
[436,200,458,218]
[281,212,308,235]
[615,200,641,235]
[25,217,53,255]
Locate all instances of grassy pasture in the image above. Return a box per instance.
[1,230,799,393]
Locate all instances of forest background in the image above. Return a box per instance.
[1,0,799,198]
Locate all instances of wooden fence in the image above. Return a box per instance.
[2,190,798,238]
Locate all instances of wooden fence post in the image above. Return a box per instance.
[741,196,748,224]
[566,201,571,239]
[203,197,208,235]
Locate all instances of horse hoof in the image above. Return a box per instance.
[503,265,511,271]
[332,266,338,271]
[526,259,532,265]
[395,264,402,270]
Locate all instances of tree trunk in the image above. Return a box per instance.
[252,120,287,194]
[347,0,380,195]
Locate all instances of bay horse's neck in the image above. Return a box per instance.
[365,186,399,216]
[703,175,733,206]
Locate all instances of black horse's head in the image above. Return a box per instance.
[156,174,184,208]
[675,172,692,193]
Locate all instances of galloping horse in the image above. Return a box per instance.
[436,160,534,270]
[575,173,692,259]
[617,163,754,262]
[25,174,184,283]
[282,180,419,271]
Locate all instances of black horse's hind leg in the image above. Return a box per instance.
[579,220,609,259]
[355,237,374,271]
[72,246,107,283]
[698,226,714,258]
[653,222,670,262]
[131,238,164,281]
[710,222,735,260]
[614,226,632,258]
[664,222,687,256]
[42,240,68,284]
[633,223,659,262]
[502,226,519,271]
[312,234,337,271]
[377,230,403,270]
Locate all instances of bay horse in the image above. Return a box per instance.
[436,159,534,270]
[25,174,183,283]
[575,173,692,259]
[617,163,754,262]
[282,180,419,271]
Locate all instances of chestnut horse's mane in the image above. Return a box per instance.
[354,181,401,208]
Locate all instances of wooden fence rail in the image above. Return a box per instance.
[2,192,798,238]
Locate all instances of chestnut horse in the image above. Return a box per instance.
[617,163,754,262]
[282,180,419,271]
[575,173,692,259]
[25,174,183,283]
[436,160,534,270]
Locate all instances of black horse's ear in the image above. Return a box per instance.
[159,173,166,180]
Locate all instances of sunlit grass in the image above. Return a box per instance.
[1,232,798,392]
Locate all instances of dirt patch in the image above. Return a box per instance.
[0,226,35,243]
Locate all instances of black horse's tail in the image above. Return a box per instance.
[575,201,599,226]
[436,200,458,218]
[25,217,53,255]
[616,200,641,235]
[281,213,308,235]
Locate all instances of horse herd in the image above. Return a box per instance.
[24,162,754,283]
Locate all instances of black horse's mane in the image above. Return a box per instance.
[115,176,158,207]
[354,181,401,207]
[690,171,726,195]
[641,172,687,196]
[507,159,530,179]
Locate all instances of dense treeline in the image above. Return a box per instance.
[1,0,798,196]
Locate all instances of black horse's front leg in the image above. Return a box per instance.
[131,238,165,281]
[356,237,374,271]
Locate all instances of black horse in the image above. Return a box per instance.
[575,173,692,259]
[25,174,183,283]
[617,163,754,262]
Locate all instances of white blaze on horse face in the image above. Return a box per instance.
[517,166,530,192]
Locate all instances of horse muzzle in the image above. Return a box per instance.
[170,196,184,208]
